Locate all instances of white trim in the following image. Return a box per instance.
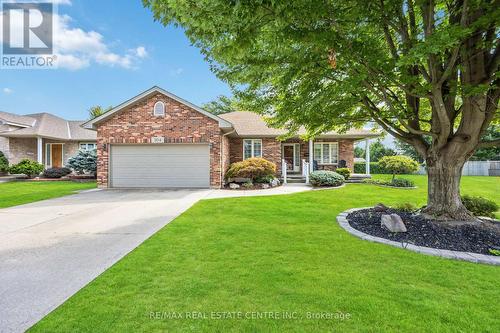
[313,142,339,165]
[37,137,43,164]
[282,143,300,172]
[243,139,263,159]
[79,142,97,151]
[153,101,165,117]
[308,139,314,172]
[82,86,233,130]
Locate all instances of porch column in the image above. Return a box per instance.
[37,137,43,165]
[365,139,370,175]
[308,139,313,172]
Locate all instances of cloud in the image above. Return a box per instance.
[50,14,147,70]
[0,10,147,70]
[3,88,13,94]
[134,46,148,58]
[169,67,184,76]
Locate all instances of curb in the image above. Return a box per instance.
[336,208,500,266]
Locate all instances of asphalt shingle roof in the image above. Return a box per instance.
[219,111,379,138]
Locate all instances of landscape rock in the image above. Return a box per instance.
[261,183,270,189]
[270,178,280,187]
[229,183,240,189]
[374,203,389,212]
[381,214,407,232]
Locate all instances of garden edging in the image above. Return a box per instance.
[336,208,500,266]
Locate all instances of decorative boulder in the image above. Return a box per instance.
[270,178,280,187]
[261,183,270,189]
[381,214,407,232]
[229,183,240,189]
[374,203,389,212]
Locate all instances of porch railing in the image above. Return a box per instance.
[282,159,287,184]
[302,159,310,184]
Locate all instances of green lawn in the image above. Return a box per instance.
[30,176,499,332]
[0,181,97,208]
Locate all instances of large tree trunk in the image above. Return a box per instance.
[422,157,476,221]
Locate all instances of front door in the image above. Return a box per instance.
[282,144,300,172]
[51,144,63,168]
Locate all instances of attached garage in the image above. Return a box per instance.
[110,144,210,188]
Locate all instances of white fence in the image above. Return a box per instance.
[417,161,500,176]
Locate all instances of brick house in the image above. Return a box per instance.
[0,111,96,169]
[83,86,378,188]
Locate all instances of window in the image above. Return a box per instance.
[153,101,165,116]
[80,143,97,151]
[313,142,338,164]
[243,139,262,159]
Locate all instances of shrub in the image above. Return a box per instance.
[378,155,419,181]
[309,170,345,187]
[0,151,8,174]
[43,167,72,179]
[9,159,44,178]
[353,162,390,174]
[335,167,351,180]
[391,178,415,188]
[461,195,498,218]
[67,149,97,174]
[225,158,276,182]
[364,178,415,188]
[242,181,254,189]
[393,202,418,212]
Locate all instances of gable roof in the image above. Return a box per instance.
[0,112,96,141]
[82,86,233,130]
[219,111,380,139]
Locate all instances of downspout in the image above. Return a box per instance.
[220,129,236,188]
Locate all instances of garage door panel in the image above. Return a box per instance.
[110,144,210,188]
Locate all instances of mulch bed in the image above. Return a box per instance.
[347,208,500,255]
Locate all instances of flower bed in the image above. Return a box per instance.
[346,208,500,256]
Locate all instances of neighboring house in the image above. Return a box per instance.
[0,111,96,168]
[84,86,378,189]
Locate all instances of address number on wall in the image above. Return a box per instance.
[151,137,165,144]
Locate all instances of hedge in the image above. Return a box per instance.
[354,162,391,174]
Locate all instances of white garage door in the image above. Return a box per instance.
[110,144,210,188]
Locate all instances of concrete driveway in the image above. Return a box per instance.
[0,189,212,333]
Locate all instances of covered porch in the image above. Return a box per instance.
[280,138,373,184]
[5,137,83,168]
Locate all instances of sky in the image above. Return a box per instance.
[0,0,231,120]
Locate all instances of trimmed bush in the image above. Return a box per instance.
[393,202,418,212]
[67,150,97,175]
[364,177,415,188]
[335,167,351,180]
[391,178,415,188]
[0,151,8,174]
[461,195,498,218]
[354,162,390,174]
[43,167,72,179]
[378,155,419,181]
[310,170,345,187]
[225,158,276,182]
[9,159,44,178]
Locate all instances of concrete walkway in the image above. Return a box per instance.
[0,184,312,332]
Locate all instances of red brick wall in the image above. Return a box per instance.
[96,93,223,188]
[228,137,282,174]
[227,137,356,175]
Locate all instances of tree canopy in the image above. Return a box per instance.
[144,0,499,219]
[202,95,238,115]
[88,105,112,120]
